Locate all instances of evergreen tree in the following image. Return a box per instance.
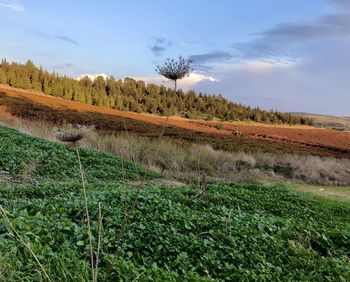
[7,69,16,86]
[85,89,93,104]
[73,85,85,103]
[42,76,51,94]
[0,68,6,84]
[116,96,124,110]
[63,84,74,100]
[109,96,115,108]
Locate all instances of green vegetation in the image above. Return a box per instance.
[1,183,349,281]
[0,58,313,125]
[0,126,349,281]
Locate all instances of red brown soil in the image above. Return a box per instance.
[0,84,349,158]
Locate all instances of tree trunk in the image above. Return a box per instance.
[174,79,177,93]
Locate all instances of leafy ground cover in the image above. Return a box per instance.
[0,182,349,281]
[0,126,349,281]
[0,126,157,182]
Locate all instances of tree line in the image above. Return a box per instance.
[0,59,313,125]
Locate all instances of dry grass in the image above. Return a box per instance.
[4,118,349,186]
[285,182,350,203]
[81,132,350,186]
[0,115,349,186]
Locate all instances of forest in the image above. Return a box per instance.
[0,59,313,125]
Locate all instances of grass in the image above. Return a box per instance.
[0,125,349,281]
[286,182,350,204]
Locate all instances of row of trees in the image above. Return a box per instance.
[0,59,313,125]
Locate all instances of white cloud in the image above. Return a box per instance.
[133,71,218,90]
[183,72,218,83]
[0,1,24,12]
[77,73,109,81]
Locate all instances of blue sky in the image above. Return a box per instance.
[0,0,349,116]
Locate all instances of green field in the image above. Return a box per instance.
[0,126,349,281]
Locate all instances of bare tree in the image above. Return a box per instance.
[152,57,192,160]
[155,56,192,93]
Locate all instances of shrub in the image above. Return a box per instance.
[215,123,224,130]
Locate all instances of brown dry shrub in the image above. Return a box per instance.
[17,119,56,141]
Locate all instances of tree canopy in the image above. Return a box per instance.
[155,57,192,92]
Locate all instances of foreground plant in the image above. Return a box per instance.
[55,124,100,281]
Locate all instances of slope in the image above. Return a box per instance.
[1,84,350,159]
[0,126,158,182]
[0,126,349,281]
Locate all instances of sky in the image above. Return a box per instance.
[0,0,349,116]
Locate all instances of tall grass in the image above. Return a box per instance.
[75,143,95,281]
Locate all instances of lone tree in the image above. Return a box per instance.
[155,56,192,93]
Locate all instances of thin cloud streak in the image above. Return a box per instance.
[256,13,350,40]
[3,19,80,46]
[189,51,233,64]
[53,34,79,45]
[232,8,350,60]
[0,1,24,11]
[329,0,350,8]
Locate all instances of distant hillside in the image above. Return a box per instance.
[292,113,350,131]
[0,58,312,126]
